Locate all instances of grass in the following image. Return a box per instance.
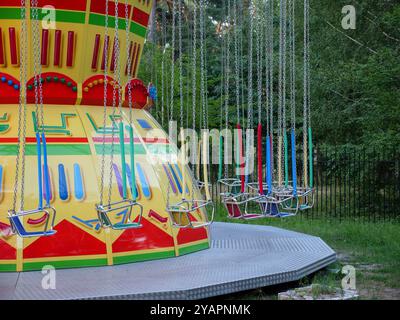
[214,205,400,300]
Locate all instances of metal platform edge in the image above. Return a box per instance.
[86,243,337,300]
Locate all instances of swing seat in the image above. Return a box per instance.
[222,193,267,220]
[8,207,57,238]
[254,193,299,218]
[167,199,214,229]
[97,199,143,230]
[296,187,315,210]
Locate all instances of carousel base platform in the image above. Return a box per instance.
[0,222,336,300]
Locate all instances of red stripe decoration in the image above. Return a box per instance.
[90,0,131,18]
[125,41,133,75]
[148,210,168,223]
[132,43,140,76]
[66,31,74,67]
[0,0,21,7]
[0,137,89,143]
[109,37,118,72]
[8,27,18,65]
[132,7,150,26]
[91,34,101,70]
[37,0,87,11]
[101,35,110,71]
[0,28,4,65]
[129,42,137,76]
[53,30,62,66]
[41,29,49,66]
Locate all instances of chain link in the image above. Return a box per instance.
[278,0,287,186]
[106,0,122,205]
[99,0,110,205]
[256,1,263,125]
[169,0,176,122]
[178,0,183,130]
[247,1,254,131]
[161,9,166,127]
[233,1,240,123]
[289,0,296,131]
[125,0,133,122]
[199,0,206,130]
[12,0,28,212]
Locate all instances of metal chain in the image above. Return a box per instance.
[289,0,296,131]
[190,0,198,202]
[31,1,40,129]
[233,0,240,123]
[12,0,28,212]
[224,0,230,133]
[106,0,121,205]
[239,1,245,130]
[278,0,287,186]
[199,0,206,130]
[30,0,44,209]
[169,0,176,122]
[282,0,287,136]
[307,0,311,127]
[256,1,262,125]
[245,0,255,181]
[125,0,133,123]
[99,0,110,205]
[186,19,191,130]
[31,0,44,132]
[167,0,177,209]
[161,9,166,127]
[303,0,308,185]
[178,0,183,130]
[247,0,254,130]
[265,0,270,135]
[224,0,231,179]
[219,33,224,153]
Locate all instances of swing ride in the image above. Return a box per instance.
[218,0,315,220]
[0,0,211,273]
[0,0,335,301]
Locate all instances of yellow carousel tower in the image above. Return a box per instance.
[0,0,211,272]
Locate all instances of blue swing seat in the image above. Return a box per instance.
[9,214,56,238]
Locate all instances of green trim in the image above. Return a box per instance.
[23,257,107,271]
[94,144,173,156]
[0,8,85,23]
[0,263,16,272]
[0,124,9,133]
[32,112,76,135]
[36,9,86,24]
[179,241,209,256]
[113,249,175,265]
[0,144,91,156]
[86,113,121,134]
[0,8,21,20]
[89,13,128,29]
[130,22,147,38]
